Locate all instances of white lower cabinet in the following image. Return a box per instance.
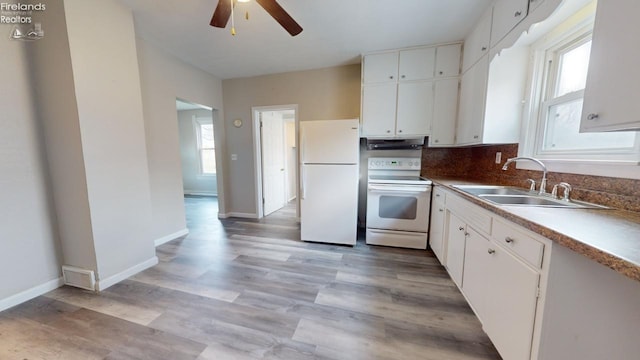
[461,227,491,321]
[483,242,540,360]
[438,190,549,360]
[445,212,467,287]
[428,190,446,263]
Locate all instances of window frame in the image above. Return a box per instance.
[519,9,640,178]
[193,117,216,176]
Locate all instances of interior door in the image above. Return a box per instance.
[261,111,286,216]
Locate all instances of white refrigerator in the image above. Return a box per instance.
[300,119,360,245]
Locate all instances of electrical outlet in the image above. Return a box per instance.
[495,152,502,164]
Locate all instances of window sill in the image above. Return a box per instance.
[517,159,640,180]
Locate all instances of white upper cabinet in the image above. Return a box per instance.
[581,0,640,132]
[435,44,462,78]
[430,79,459,146]
[361,84,397,136]
[490,0,529,48]
[457,46,529,146]
[362,52,398,84]
[361,43,461,139]
[462,7,492,73]
[398,47,436,81]
[396,82,434,136]
[528,0,545,12]
[457,55,488,145]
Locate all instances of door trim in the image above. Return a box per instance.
[251,104,299,219]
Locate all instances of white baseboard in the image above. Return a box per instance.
[96,256,158,292]
[154,228,189,247]
[218,212,258,219]
[0,277,64,312]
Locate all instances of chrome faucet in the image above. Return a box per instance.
[502,157,548,195]
[552,182,572,201]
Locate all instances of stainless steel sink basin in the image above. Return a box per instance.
[452,185,608,209]
[452,185,531,196]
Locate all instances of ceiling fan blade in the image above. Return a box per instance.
[255,0,303,36]
[210,0,232,28]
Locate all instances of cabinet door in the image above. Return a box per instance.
[528,0,545,12]
[435,44,462,78]
[399,47,436,81]
[485,245,540,360]
[430,79,458,146]
[462,227,491,323]
[363,52,398,84]
[457,55,488,145]
[462,7,492,73]
[490,0,529,47]
[362,84,397,136]
[396,81,433,136]
[429,198,446,263]
[446,212,467,287]
[581,0,640,132]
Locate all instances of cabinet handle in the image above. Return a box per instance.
[481,46,487,51]
[488,249,496,254]
[473,135,479,139]
[458,226,465,231]
[514,10,522,17]
[398,129,403,133]
[464,232,470,236]
[386,130,391,133]
[435,193,440,197]
[389,76,394,80]
[401,75,406,79]
[505,237,514,243]
[587,113,599,121]
[438,71,443,75]
[434,139,439,143]
[438,208,444,212]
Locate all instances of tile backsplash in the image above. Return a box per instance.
[421,144,640,212]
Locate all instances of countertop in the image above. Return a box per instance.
[431,177,640,282]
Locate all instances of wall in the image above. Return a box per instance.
[222,64,361,215]
[55,0,156,284]
[177,109,217,196]
[0,25,62,309]
[422,144,640,212]
[136,38,224,242]
[28,0,97,277]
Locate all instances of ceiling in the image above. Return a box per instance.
[119,0,493,80]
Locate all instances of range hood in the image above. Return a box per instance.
[366,138,425,150]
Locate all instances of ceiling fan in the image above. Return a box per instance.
[210,0,303,36]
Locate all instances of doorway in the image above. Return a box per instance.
[252,105,298,219]
[176,99,225,213]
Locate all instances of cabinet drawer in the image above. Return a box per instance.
[446,194,492,235]
[492,219,544,269]
[432,186,447,203]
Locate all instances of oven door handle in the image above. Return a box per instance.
[368,185,430,193]
[368,229,428,237]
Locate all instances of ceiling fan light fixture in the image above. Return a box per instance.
[237,0,250,3]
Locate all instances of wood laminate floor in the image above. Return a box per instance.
[0,196,501,359]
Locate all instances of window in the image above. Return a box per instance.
[523,13,639,168]
[195,119,216,175]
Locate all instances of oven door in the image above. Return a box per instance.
[366,183,431,233]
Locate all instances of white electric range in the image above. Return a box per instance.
[366,157,432,249]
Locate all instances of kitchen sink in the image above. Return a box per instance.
[452,185,532,196]
[452,185,608,209]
